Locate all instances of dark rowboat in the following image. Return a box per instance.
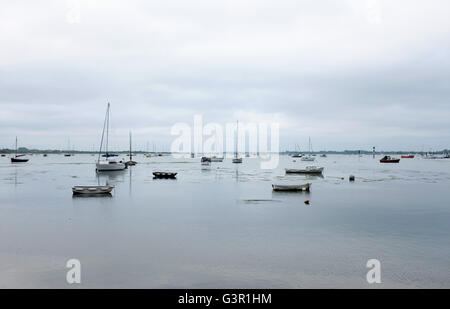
[153,172,177,179]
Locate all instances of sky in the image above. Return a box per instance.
[0,0,449,152]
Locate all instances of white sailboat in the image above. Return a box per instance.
[301,137,315,162]
[232,120,243,164]
[96,103,126,172]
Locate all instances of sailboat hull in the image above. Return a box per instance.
[96,162,126,171]
[11,157,29,163]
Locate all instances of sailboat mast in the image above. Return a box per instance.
[106,103,110,156]
[235,120,239,158]
[15,136,17,157]
[129,131,132,161]
[97,103,109,163]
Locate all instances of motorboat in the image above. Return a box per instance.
[380,156,400,163]
[401,155,414,159]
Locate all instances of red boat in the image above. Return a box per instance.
[401,155,414,159]
[380,156,400,163]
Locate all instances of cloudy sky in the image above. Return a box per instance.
[0,0,449,152]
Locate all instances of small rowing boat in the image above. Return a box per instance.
[272,183,311,192]
[285,166,324,174]
[72,186,114,195]
[401,155,414,159]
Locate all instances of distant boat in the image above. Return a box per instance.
[43,154,48,157]
[153,172,177,179]
[422,153,440,159]
[190,153,195,158]
[211,156,224,162]
[72,186,114,195]
[125,131,137,166]
[232,120,243,164]
[291,144,303,158]
[401,155,414,159]
[380,156,400,163]
[320,154,327,158]
[286,166,324,174]
[102,153,118,158]
[11,137,29,163]
[301,137,315,161]
[201,156,211,165]
[96,103,127,172]
[272,183,311,192]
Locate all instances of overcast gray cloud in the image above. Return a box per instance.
[1,0,449,151]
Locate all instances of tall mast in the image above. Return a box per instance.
[15,136,17,157]
[106,103,110,156]
[129,131,132,161]
[235,120,239,158]
[97,103,109,163]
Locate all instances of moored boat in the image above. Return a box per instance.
[10,137,29,163]
[285,166,324,174]
[232,120,243,164]
[272,183,311,192]
[211,156,224,162]
[96,103,127,172]
[153,172,177,179]
[72,186,114,195]
[401,155,414,159]
[380,156,400,163]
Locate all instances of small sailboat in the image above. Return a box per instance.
[232,120,243,164]
[11,137,29,163]
[301,137,315,161]
[96,103,127,172]
[272,183,311,192]
[285,166,324,174]
[125,131,137,166]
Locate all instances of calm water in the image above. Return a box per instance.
[0,154,449,288]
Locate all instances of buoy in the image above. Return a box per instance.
[349,175,355,181]
[341,177,344,180]
[304,200,310,205]
[293,160,296,162]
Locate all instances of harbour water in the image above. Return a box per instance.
[0,154,449,288]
